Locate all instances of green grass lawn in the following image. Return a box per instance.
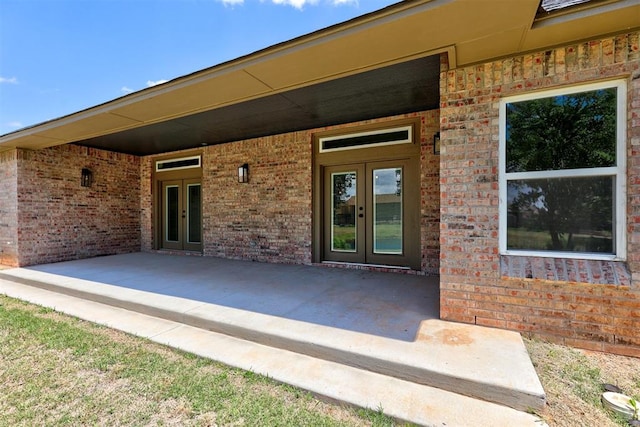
[0,295,398,427]
[507,228,612,253]
[2,295,639,426]
[333,223,402,251]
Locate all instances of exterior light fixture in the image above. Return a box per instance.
[238,163,249,183]
[433,132,440,155]
[81,168,93,187]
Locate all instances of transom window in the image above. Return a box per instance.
[499,80,626,260]
[155,155,201,172]
[319,125,412,153]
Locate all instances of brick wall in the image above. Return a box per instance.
[15,145,141,266]
[141,111,440,272]
[420,110,441,274]
[140,153,153,251]
[0,150,18,266]
[439,32,640,356]
[200,130,312,263]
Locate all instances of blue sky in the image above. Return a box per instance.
[0,0,398,136]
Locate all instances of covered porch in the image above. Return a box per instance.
[0,252,546,426]
[8,252,440,341]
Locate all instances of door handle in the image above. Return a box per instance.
[358,207,364,218]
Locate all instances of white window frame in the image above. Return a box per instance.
[498,80,627,261]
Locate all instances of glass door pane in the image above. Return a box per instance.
[165,185,180,243]
[321,158,419,269]
[331,171,357,252]
[161,179,202,252]
[373,167,402,254]
[187,183,201,244]
[324,165,365,264]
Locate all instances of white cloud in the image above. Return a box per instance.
[120,80,168,95]
[0,76,18,84]
[271,0,318,9]
[223,0,356,9]
[7,121,23,129]
[146,79,169,87]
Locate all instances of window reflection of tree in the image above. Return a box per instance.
[506,89,616,252]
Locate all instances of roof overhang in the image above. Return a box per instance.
[1,0,638,156]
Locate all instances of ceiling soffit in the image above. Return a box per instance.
[76,55,441,156]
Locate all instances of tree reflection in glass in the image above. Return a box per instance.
[505,88,616,253]
[331,172,357,251]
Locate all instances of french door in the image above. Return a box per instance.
[161,179,202,251]
[323,159,419,268]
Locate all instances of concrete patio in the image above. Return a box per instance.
[0,253,546,426]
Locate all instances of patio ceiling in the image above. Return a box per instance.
[72,55,441,156]
[1,0,638,156]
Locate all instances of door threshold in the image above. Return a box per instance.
[155,249,203,256]
[321,261,411,270]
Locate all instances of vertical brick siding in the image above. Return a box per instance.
[141,111,440,271]
[0,150,18,266]
[439,32,640,356]
[15,145,141,266]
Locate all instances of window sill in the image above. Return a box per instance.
[500,255,631,286]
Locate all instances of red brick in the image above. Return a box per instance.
[603,343,640,358]
[574,313,611,324]
[439,30,640,356]
[475,317,506,329]
[565,338,605,353]
[0,151,18,266]
[8,146,140,266]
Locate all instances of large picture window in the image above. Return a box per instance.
[499,80,626,260]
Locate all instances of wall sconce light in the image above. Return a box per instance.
[433,132,441,155]
[238,163,249,183]
[81,168,93,187]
